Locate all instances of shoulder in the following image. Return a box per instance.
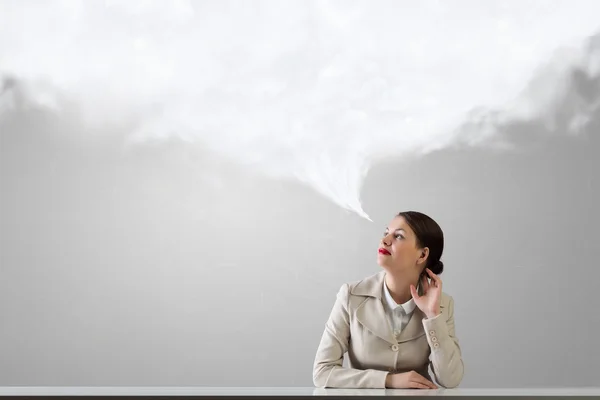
[441,291,452,305]
[440,292,456,314]
[347,271,382,292]
[333,271,383,303]
[348,271,385,297]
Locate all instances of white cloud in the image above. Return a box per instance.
[1,0,599,219]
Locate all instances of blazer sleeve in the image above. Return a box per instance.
[313,283,390,388]
[421,295,465,388]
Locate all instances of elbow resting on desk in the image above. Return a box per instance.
[432,355,464,389]
[312,367,328,388]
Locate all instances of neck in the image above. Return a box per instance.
[384,270,420,305]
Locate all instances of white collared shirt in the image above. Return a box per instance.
[382,282,417,339]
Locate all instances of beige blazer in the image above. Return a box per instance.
[313,271,464,389]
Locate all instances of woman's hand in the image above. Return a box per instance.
[410,268,442,319]
[385,370,438,389]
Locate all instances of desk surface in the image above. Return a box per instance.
[1,387,600,396]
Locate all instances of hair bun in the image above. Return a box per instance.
[430,260,444,275]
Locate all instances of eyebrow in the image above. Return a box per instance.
[385,228,406,232]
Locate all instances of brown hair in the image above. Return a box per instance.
[397,211,444,275]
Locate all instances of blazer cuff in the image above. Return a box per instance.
[422,313,449,351]
[371,369,390,388]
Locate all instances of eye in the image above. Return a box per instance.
[395,233,404,239]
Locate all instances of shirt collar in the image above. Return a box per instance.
[382,280,417,314]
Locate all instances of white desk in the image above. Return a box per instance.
[1,387,600,396]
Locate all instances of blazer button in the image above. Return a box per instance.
[433,342,440,348]
[429,330,435,336]
[431,336,438,342]
[391,344,399,352]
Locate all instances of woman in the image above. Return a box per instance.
[312,211,464,389]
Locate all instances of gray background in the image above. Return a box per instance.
[1,0,600,388]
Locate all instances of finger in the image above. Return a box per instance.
[410,284,420,300]
[409,382,431,389]
[421,274,430,291]
[413,374,438,389]
[425,380,438,389]
[418,379,438,389]
[425,268,442,286]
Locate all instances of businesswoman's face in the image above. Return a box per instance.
[377,216,428,274]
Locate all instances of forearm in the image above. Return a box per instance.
[422,314,464,388]
[313,362,389,388]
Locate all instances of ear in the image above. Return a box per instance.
[417,247,429,266]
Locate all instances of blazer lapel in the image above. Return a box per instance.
[355,296,397,345]
[352,271,396,345]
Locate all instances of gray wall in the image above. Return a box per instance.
[1,1,599,388]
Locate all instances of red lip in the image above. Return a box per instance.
[378,248,391,255]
